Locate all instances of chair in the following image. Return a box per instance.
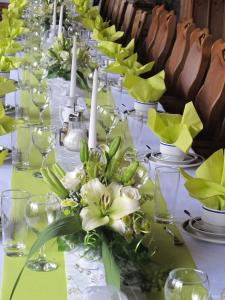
[165,19,196,90]
[137,5,166,63]
[130,9,143,40]
[111,0,122,26]
[120,2,136,45]
[160,28,213,114]
[195,39,225,137]
[115,0,128,30]
[146,10,177,73]
[105,0,115,22]
[101,0,110,20]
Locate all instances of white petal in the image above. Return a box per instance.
[80,207,109,231]
[109,195,140,220]
[108,182,122,199]
[109,219,126,235]
[80,178,108,205]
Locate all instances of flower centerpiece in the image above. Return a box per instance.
[10,137,168,298]
[47,35,96,89]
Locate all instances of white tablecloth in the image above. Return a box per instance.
[0,74,225,299]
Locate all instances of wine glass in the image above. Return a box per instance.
[126,111,144,157]
[32,125,57,178]
[164,268,210,300]
[25,194,61,272]
[31,85,51,124]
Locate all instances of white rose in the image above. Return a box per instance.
[60,51,69,61]
[121,186,141,202]
[61,166,85,192]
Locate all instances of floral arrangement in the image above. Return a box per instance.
[11,137,168,297]
[47,35,96,89]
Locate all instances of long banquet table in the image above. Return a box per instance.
[0,70,225,300]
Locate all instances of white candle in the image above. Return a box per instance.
[52,0,57,34]
[88,69,98,149]
[69,36,77,98]
[58,5,64,37]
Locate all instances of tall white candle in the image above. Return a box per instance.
[52,0,57,34]
[58,5,64,37]
[88,69,98,149]
[69,36,77,98]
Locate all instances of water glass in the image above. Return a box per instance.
[164,268,210,300]
[11,123,31,170]
[1,189,31,256]
[154,166,180,224]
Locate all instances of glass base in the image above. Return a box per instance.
[155,214,173,224]
[33,171,43,178]
[4,244,26,257]
[27,259,58,272]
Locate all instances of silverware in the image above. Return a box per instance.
[164,225,184,246]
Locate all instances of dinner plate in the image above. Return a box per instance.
[147,152,204,168]
[182,220,225,244]
[188,217,225,237]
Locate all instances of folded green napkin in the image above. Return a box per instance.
[147,101,203,153]
[123,70,166,103]
[0,17,28,38]
[0,78,16,96]
[106,53,154,76]
[181,149,225,210]
[0,56,22,72]
[0,38,23,55]
[97,39,134,59]
[92,25,124,42]
[0,104,15,135]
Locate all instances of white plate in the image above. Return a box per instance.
[182,220,225,244]
[188,217,225,237]
[148,152,204,168]
[151,152,198,164]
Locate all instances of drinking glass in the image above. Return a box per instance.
[1,189,30,256]
[25,194,61,271]
[154,166,180,224]
[126,111,143,155]
[31,85,51,124]
[164,268,210,300]
[32,125,57,177]
[11,123,31,170]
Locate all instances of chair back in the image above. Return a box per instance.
[111,0,122,25]
[195,39,225,136]
[101,0,110,20]
[176,28,213,101]
[105,0,115,21]
[165,19,196,89]
[115,0,128,30]
[148,10,177,73]
[121,3,135,40]
[131,9,143,40]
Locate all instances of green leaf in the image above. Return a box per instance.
[10,216,82,300]
[101,239,120,290]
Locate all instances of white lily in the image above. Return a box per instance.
[80,178,140,234]
[61,166,85,192]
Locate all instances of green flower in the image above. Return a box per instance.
[80,178,140,233]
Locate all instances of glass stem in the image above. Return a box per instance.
[39,108,44,124]
[37,245,46,261]
[41,153,48,168]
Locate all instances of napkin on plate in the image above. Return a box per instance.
[181,149,225,210]
[147,101,203,153]
[106,53,154,76]
[92,25,124,42]
[0,38,23,55]
[123,70,166,103]
[0,78,16,96]
[0,104,15,135]
[0,56,22,72]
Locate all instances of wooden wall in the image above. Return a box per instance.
[180,0,225,40]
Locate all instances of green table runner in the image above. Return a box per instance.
[1,87,196,300]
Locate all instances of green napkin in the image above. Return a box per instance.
[147,101,203,153]
[0,104,15,135]
[0,38,23,55]
[97,39,134,59]
[92,25,124,42]
[181,149,225,210]
[0,77,16,96]
[0,56,22,72]
[0,149,8,165]
[123,70,166,103]
[0,17,28,38]
[106,53,155,76]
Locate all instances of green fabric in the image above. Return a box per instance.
[1,80,196,300]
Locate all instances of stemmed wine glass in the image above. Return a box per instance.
[31,85,51,124]
[25,194,61,272]
[32,125,57,178]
